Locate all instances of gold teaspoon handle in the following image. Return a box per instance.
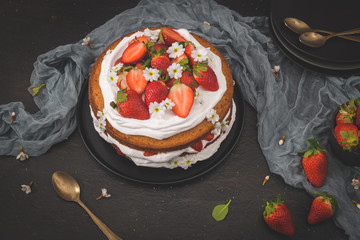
[77,200,123,240]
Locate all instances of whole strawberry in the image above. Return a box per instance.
[150,47,171,75]
[116,89,150,120]
[193,62,219,91]
[336,99,357,125]
[297,139,328,187]
[144,81,168,107]
[334,123,359,151]
[263,194,295,236]
[308,192,337,224]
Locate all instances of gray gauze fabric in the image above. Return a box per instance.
[1,0,360,238]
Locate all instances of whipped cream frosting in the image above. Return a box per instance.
[98,28,227,140]
[91,100,236,169]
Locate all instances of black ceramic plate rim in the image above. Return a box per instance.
[77,81,245,185]
[270,12,360,75]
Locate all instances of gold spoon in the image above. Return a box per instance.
[299,28,360,47]
[284,18,360,42]
[52,171,123,240]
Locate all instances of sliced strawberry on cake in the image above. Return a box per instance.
[116,89,150,120]
[159,27,187,46]
[126,66,148,94]
[179,71,199,91]
[193,62,219,91]
[191,141,203,152]
[184,41,197,66]
[168,81,194,118]
[144,81,169,107]
[122,40,147,65]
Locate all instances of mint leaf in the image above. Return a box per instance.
[212,200,231,221]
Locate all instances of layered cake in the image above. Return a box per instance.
[89,27,235,169]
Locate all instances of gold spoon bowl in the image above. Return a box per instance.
[52,171,123,240]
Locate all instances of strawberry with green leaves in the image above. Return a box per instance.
[297,139,328,187]
[193,61,219,91]
[308,192,337,224]
[336,98,357,125]
[334,123,359,151]
[150,45,171,75]
[116,89,150,120]
[263,194,295,236]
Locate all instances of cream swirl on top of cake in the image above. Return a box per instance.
[98,29,227,140]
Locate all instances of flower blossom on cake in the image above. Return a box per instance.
[271,65,280,78]
[163,98,175,110]
[191,48,209,62]
[94,117,106,132]
[212,122,222,136]
[352,178,360,190]
[108,71,119,86]
[16,146,29,161]
[21,181,33,194]
[206,109,219,124]
[144,28,160,42]
[112,63,123,73]
[96,188,111,200]
[143,67,160,82]
[221,120,229,133]
[81,36,93,48]
[194,88,203,104]
[167,63,183,79]
[149,102,166,119]
[97,110,107,121]
[177,154,197,169]
[167,42,185,59]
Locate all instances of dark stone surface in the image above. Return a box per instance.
[0,0,348,239]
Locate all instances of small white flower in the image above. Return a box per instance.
[194,88,203,104]
[211,122,222,136]
[167,42,185,59]
[97,110,107,121]
[81,37,90,45]
[94,118,106,132]
[81,37,93,48]
[144,28,160,42]
[96,188,111,200]
[143,67,160,82]
[162,98,175,110]
[352,178,360,190]
[203,21,211,27]
[112,63,123,72]
[191,48,209,62]
[21,181,33,194]
[108,71,118,84]
[271,65,280,78]
[206,109,219,124]
[178,154,196,169]
[167,63,183,79]
[16,146,29,161]
[149,102,166,119]
[220,120,229,133]
[106,49,113,55]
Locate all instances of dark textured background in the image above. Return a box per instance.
[0,0,349,239]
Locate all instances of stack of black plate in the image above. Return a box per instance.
[270,0,360,76]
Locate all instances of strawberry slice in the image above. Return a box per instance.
[171,53,189,65]
[144,151,158,157]
[116,71,129,90]
[122,41,147,64]
[184,41,197,66]
[114,57,123,66]
[126,67,148,94]
[168,82,194,118]
[113,145,126,157]
[204,133,215,141]
[144,81,169,107]
[193,62,219,91]
[160,27,187,46]
[117,89,150,120]
[191,141,203,152]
